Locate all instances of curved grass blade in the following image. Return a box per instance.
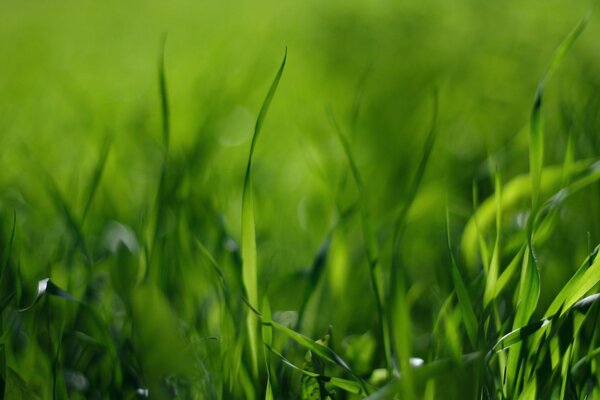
[364,352,482,400]
[488,318,552,358]
[19,278,77,312]
[530,11,589,219]
[259,318,368,394]
[461,160,594,269]
[265,344,367,396]
[242,48,287,376]
[546,244,600,317]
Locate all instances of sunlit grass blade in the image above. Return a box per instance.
[483,169,502,308]
[488,318,552,357]
[262,295,274,400]
[514,246,540,327]
[461,160,594,269]
[242,48,287,377]
[545,244,600,317]
[493,245,525,300]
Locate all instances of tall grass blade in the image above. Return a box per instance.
[483,170,502,307]
[242,48,287,377]
[328,110,392,373]
[446,209,478,347]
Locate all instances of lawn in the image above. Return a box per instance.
[1,0,600,398]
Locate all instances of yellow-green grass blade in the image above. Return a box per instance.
[262,295,274,400]
[493,245,526,301]
[241,49,287,377]
[461,160,595,269]
[483,170,502,308]
[545,245,600,317]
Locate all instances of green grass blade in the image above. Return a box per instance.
[18,278,78,311]
[483,170,502,307]
[514,246,540,327]
[446,209,478,347]
[494,245,526,300]
[242,48,287,377]
[80,138,111,224]
[546,244,600,317]
[328,110,392,373]
[265,344,367,396]
[0,210,16,295]
[297,234,331,329]
[159,34,170,150]
[262,295,273,400]
[461,161,593,269]
[529,91,543,217]
[260,319,368,393]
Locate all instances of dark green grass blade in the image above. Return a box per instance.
[242,48,287,376]
[446,209,478,347]
[248,306,369,394]
[297,234,331,329]
[18,278,77,311]
[159,34,170,150]
[44,178,91,266]
[0,211,16,298]
[328,109,392,373]
[80,138,111,224]
[529,12,589,218]
[265,344,367,396]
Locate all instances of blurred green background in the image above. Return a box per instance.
[1,0,600,398]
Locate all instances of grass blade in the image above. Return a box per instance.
[328,109,392,373]
[242,48,287,376]
[446,209,478,347]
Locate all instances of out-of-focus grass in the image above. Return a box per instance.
[1,0,600,398]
